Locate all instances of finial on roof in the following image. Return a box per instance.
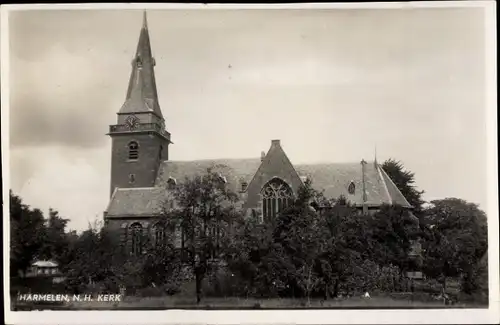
[374,144,378,164]
[142,10,148,29]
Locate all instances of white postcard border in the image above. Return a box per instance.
[2,2,498,324]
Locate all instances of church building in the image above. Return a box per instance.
[103,13,413,252]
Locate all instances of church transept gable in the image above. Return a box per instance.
[244,140,303,209]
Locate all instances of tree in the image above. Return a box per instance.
[38,209,71,263]
[421,198,488,292]
[368,205,420,277]
[382,159,426,215]
[161,165,241,304]
[64,223,129,293]
[9,191,46,277]
[318,199,369,297]
[225,213,274,297]
[270,180,326,303]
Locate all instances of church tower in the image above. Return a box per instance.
[108,11,171,196]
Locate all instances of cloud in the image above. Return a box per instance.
[10,145,110,231]
[6,8,490,230]
[9,43,121,148]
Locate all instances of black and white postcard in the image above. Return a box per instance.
[2,2,498,324]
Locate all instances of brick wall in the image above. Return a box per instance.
[109,133,169,196]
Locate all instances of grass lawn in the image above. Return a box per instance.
[60,294,486,310]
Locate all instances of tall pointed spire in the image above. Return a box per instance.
[120,10,163,118]
[142,10,148,29]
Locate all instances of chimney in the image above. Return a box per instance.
[261,151,266,161]
[271,139,280,146]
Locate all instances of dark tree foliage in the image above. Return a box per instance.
[10,191,46,276]
[9,163,489,305]
[38,209,71,264]
[382,159,426,215]
[368,205,420,275]
[422,198,488,291]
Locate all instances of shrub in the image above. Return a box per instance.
[343,260,402,295]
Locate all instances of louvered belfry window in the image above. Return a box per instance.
[128,141,139,160]
[261,178,294,223]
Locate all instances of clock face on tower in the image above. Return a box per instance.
[125,115,139,130]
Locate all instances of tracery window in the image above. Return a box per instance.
[128,141,139,160]
[261,178,294,223]
[130,223,143,256]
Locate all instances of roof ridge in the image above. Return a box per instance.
[163,157,261,163]
[375,163,393,205]
[378,165,413,208]
[161,159,376,165]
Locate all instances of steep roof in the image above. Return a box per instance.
[106,187,171,218]
[107,158,412,217]
[244,140,304,208]
[295,161,411,208]
[120,11,163,118]
[155,158,262,193]
[155,158,412,208]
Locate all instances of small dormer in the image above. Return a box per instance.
[167,177,177,190]
[347,181,356,195]
[240,179,248,193]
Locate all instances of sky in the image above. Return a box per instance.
[6,6,491,231]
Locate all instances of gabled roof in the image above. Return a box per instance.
[108,156,412,217]
[155,158,412,208]
[244,140,304,208]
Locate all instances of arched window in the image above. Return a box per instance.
[153,223,166,248]
[159,145,163,161]
[261,178,294,223]
[128,141,139,160]
[348,181,356,195]
[129,223,143,256]
[129,174,136,184]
